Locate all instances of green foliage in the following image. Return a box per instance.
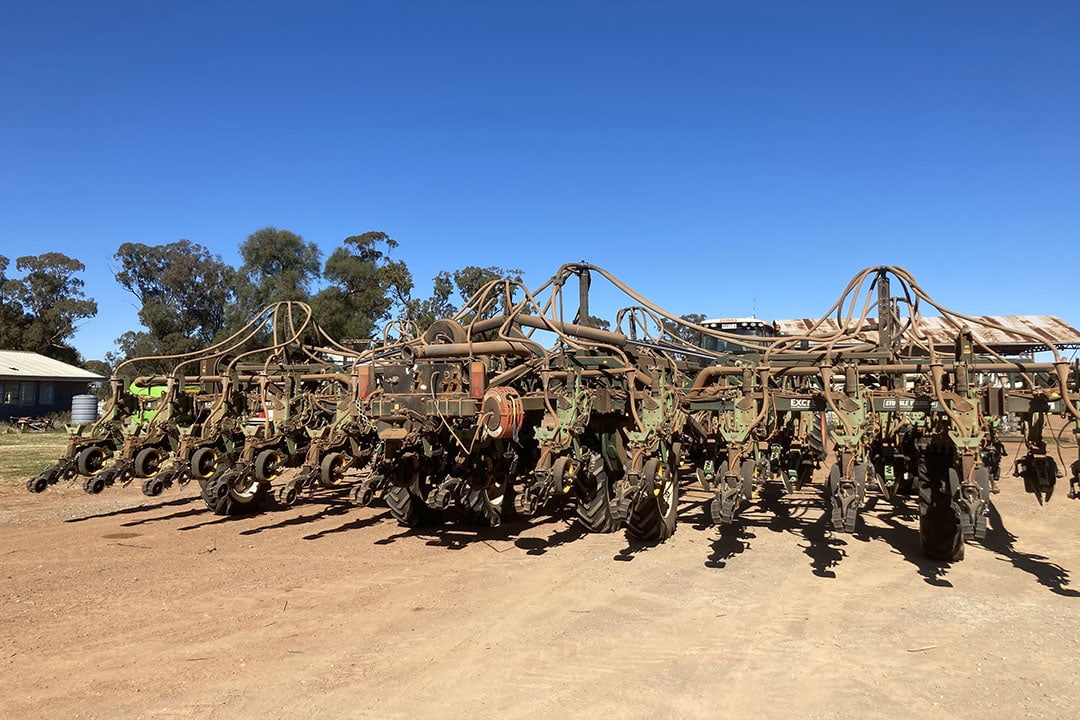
[402,265,524,330]
[310,231,413,341]
[452,265,523,304]
[583,315,611,331]
[231,227,321,327]
[0,252,96,362]
[83,359,114,399]
[403,271,456,331]
[113,240,235,362]
[665,312,706,346]
[0,256,28,349]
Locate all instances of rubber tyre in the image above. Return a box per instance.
[77,446,108,476]
[254,450,283,483]
[228,471,270,513]
[807,413,826,461]
[626,458,678,542]
[83,474,106,494]
[386,483,430,528]
[134,447,164,478]
[459,475,511,527]
[920,503,965,562]
[917,447,965,562]
[27,473,51,493]
[319,451,349,487]
[190,447,220,480]
[142,477,165,497]
[201,469,269,516]
[796,461,814,490]
[575,469,619,533]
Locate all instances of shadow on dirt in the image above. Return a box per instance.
[515,519,588,556]
[982,502,1079,597]
[176,515,236,531]
[704,522,757,569]
[370,503,580,554]
[855,495,953,587]
[703,484,849,577]
[238,498,356,536]
[718,484,1078,592]
[375,521,518,550]
[63,494,200,523]
[120,505,208,527]
[302,509,392,540]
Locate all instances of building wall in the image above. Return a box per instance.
[0,379,94,421]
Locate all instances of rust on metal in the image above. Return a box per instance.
[774,315,1080,353]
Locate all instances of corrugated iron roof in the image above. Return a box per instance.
[773,315,1080,351]
[0,351,106,381]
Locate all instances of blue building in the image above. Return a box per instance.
[0,351,105,421]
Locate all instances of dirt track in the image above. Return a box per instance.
[2,464,1079,720]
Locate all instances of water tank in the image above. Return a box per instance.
[70,394,99,425]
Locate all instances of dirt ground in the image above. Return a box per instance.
[3,454,1080,720]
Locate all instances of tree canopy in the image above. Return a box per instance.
[0,252,97,363]
[113,240,235,361]
[231,227,322,328]
[402,265,524,330]
[310,231,413,342]
[28,226,546,363]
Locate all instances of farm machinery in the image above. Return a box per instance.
[27,303,369,514]
[26,264,1080,562]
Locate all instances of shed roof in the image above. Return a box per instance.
[773,315,1080,353]
[0,351,106,382]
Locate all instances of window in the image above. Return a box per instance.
[39,382,55,406]
[20,382,35,405]
[1,382,16,405]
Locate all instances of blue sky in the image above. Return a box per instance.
[2,1,1078,361]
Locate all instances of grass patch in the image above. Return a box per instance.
[0,429,70,482]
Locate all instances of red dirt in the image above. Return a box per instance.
[2,457,1079,720]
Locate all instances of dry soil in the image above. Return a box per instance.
[2,455,1080,720]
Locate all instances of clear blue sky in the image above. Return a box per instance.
[2,0,1078,361]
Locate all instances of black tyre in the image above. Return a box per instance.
[920,504,965,562]
[796,460,814,490]
[254,450,283,483]
[276,482,300,507]
[386,482,429,527]
[200,470,232,514]
[626,458,678,542]
[27,472,51,494]
[917,447,965,562]
[575,456,619,533]
[459,474,511,527]
[319,451,349,487]
[190,447,220,480]
[83,474,106,494]
[153,465,178,490]
[141,477,165,497]
[807,413,826,461]
[96,465,120,489]
[77,446,108,476]
[201,469,269,516]
[134,448,165,478]
[227,470,270,513]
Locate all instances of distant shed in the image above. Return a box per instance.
[772,315,1080,357]
[0,350,106,421]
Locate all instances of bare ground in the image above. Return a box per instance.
[2,456,1079,720]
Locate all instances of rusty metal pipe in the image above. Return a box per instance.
[694,361,1063,386]
[404,341,539,359]
[484,314,629,347]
